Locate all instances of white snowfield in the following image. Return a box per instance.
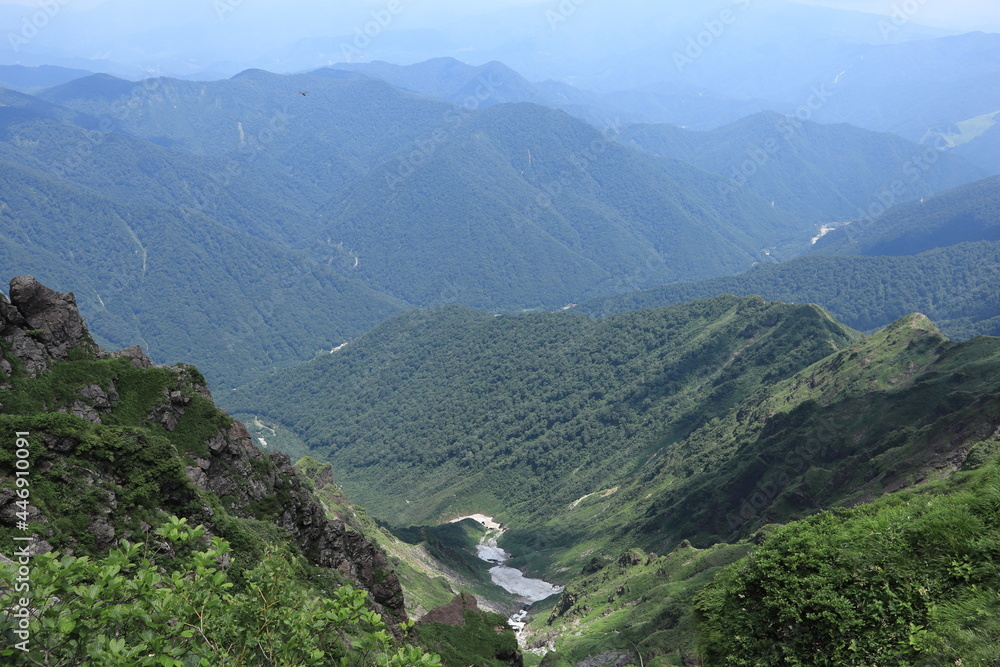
[451,515,563,603]
[448,514,503,530]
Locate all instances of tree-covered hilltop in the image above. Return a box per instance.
[576,240,1000,339]
[225,296,859,527]
[0,277,444,665]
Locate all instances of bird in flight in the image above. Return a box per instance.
[298,91,307,96]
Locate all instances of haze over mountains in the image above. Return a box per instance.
[5,1,1000,160]
[4,46,993,388]
[4,1,1000,663]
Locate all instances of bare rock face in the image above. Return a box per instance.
[59,400,103,424]
[418,593,481,627]
[147,388,192,432]
[111,345,153,368]
[1,277,99,376]
[183,421,407,621]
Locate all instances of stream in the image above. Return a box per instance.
[451,515,563,635]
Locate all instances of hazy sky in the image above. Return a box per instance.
[1,0,997,81]
[795,0,1000,31]
[0,0,997,33]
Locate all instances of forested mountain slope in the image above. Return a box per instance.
[328,102,805,308]
[621,112,985,223]
[0,157,405,389]
[226,290,1000,663]
[9,69,817,327]
[577,240,1000,340]
[521,315,1000,663]
[817,174,1000,256]
[226,296,859,527]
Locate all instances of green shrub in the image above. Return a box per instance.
[0,516,442,667]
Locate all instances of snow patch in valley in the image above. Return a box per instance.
[450,515,561,601]
[812,225,837,245]
[449,514,503,531]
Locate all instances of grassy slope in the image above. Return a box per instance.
[295,457,520,618]
[507,314,1000,574]
[516,319,1000,664]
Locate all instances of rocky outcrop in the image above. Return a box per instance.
[111,345,153,368]
[183,419,407,619]
[0,276,408,626]
[0,276,99,377]
[417,592,481,627]
[55,382,120,424]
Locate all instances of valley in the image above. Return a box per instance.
[2,6,1000,664]
[469,518,563,604]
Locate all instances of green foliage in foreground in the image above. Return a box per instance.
[415,607,520,667]
[527,543,752,666]
[0,517,441,667]
[695,454,1000,666]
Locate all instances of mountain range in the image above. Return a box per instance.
[4,21,1000,663]
[4,63,987,388]
[579,174,1000,340]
